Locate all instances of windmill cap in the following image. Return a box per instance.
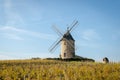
[63,32,75,41]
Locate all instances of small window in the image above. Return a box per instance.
[64,53,66,57]
[64,42,66,45]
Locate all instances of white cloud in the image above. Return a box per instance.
[0,54,15,60]
[4,0,24,26]
[0,26,27,32]
[74,29,101,49]
[0,51,55,60]
[111,30,120,41]
[0,52,27,60]
[0,26,55,40]
[4,0,11,10]
[1,0,54,41]
[3,33,24,40]
[81,29,100,41]
[77,40,101,49]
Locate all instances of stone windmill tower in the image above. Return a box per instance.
[49,20,78,59]
[60,29,75,59]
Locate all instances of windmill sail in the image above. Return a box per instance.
[49,37,61,53]
[52,25,63,36]
[68,20,78,32]
[49,20,78,59]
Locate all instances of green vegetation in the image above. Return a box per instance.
[0,60,120,80]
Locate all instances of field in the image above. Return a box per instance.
[0,59,120,80]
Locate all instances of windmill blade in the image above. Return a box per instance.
[49,40,61,53]
[69,20,78,32]
[52,25,63,36]
[49,38,61,53]
[68,20,76,28]
[49,25,64,53]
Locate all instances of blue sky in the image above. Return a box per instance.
[0,0,120,62]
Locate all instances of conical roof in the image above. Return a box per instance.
[63,31,75,41]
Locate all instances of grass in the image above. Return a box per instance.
[0,59,120,80]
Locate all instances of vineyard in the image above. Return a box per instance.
[0,59,120,80]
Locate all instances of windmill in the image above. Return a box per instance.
[49,20,78,59]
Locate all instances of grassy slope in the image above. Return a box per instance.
[0,59,120,80]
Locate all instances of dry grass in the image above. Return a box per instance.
[0,59,120,80]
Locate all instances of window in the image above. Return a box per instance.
[64,53,66,57]
[64,42,66,45]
